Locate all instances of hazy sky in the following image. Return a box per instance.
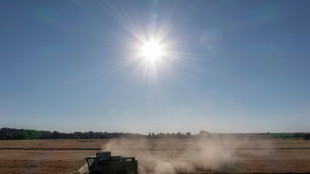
[1,0,310,133]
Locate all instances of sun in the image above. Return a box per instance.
[140,40,164,61]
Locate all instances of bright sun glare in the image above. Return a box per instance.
[141,40,164,61]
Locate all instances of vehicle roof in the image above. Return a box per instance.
[84,156,96,159]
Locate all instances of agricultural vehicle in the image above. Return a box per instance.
[84,151,138,174]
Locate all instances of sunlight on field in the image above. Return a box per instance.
[1,138,310,174]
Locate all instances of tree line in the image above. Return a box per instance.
[0,127,196,140]
[1,127,309,140]
[0,128,144,140]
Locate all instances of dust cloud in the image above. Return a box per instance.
[76,163,88,174]
[101,136,249,174]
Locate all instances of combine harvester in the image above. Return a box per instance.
[83,151,138,174]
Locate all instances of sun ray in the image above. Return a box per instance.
[98,1,204,85]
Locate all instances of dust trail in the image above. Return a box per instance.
[74,163,88,174]
[101,136,250,174]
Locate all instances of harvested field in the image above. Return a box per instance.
[1,139,310,173]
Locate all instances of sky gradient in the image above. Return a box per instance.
[1,0,310,133]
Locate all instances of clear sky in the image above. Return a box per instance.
[1,0,310,134]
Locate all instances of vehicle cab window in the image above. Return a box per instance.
[87,158,95,168]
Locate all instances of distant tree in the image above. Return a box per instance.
[51,131,60,139]
[198,130,210,137]
[17,131,28,139]
[304,134,310,140]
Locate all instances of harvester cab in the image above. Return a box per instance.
[84,151,138,174]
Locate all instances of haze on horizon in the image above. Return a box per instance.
[1,0,310,134]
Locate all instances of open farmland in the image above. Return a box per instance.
[1,138,310,174]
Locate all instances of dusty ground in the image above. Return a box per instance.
[0,138,310,173]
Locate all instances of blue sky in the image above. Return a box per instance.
[1,0,310,133]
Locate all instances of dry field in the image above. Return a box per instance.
[0,138,310,173]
